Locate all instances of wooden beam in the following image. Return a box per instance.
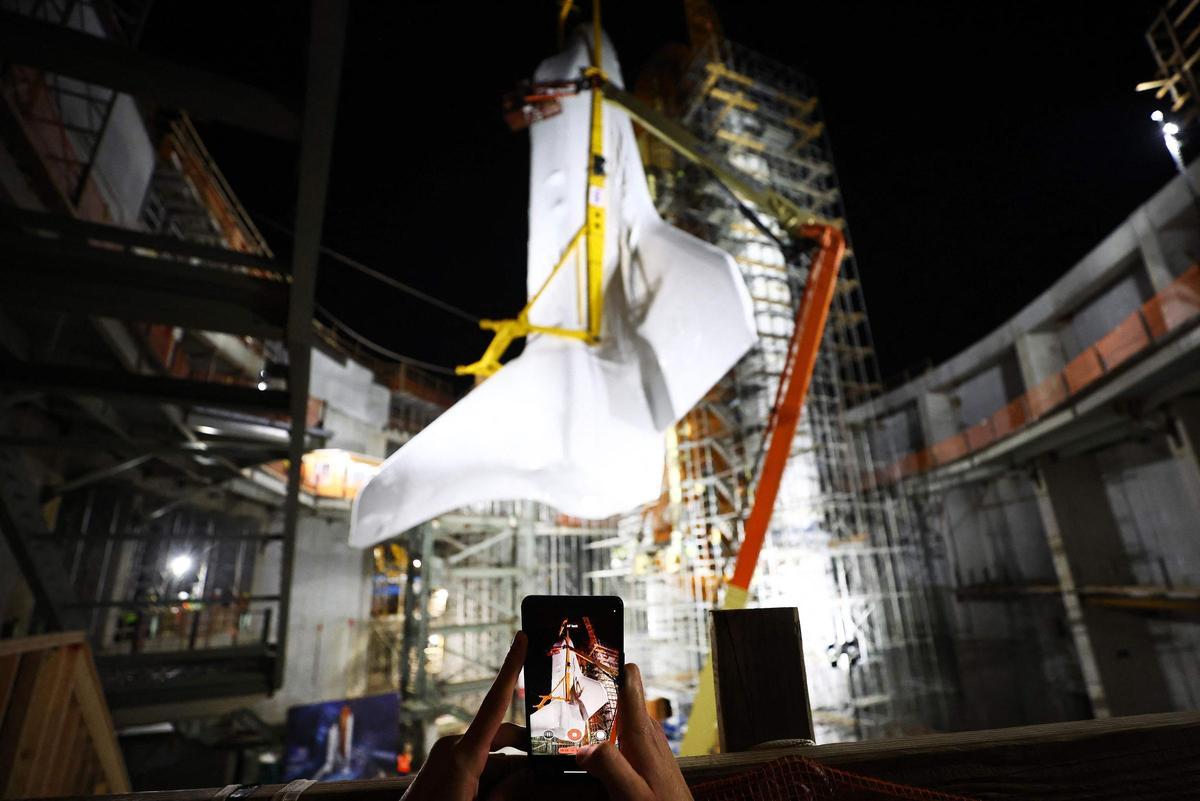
[711,607,813,751]
[3,645,75,796]
[0,650,42,794]
[0,654,19,732]
[74,643,132,793]
[0,630,84,658]
[0,10,299,140]
[63,711,1200,801]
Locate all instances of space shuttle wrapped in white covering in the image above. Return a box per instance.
[350,27,755,548]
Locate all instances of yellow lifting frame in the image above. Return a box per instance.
[456,224,590,378]
[457,0,608,379]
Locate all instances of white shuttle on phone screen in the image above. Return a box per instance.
[530,621,609,745]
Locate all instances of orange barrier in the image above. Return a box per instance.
[875,265,1200,484]
[898,449,932,477]
[931,434,969,467]
[990,396,1030,439]
[1025,372,1068,419]
[1095,313,1151,371]
[964,419,996,452]
[1062,346,1104,395]
[1142,263,1200,336]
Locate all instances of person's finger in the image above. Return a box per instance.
[458,631,528,762]
[622,663,649,718]
[577,743,654,801]
[617,664,684,793]
[489,722,527,752]
[615,664,657,764]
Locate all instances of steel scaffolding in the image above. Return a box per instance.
[632,39,954,742]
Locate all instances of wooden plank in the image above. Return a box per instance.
[0,654,19,731]
[26,644,79,798]
[67,736,96,798]
[0,650,42,791]
[0,630,84,658]
[710,607,813,752]
[44,705,83,798]
[73,643,132,793]
[0,638,131,799]
[3,645,75,797]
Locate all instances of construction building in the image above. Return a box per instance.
[1,0,1199,796]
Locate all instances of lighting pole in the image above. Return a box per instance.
[1152,109,1200,215]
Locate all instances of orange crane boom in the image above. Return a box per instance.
[731,223,845,593]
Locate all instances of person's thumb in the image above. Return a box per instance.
[576,743,654,801]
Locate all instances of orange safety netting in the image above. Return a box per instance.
[690,755,977,801]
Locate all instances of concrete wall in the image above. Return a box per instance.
[1100,439,1200,710]
[930,477,1087,728]
[252,516,371,724]
[310,349,390,458]
[852,162,1200,728]
[1063,271,1151,360]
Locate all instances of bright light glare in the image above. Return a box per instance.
[1152,109,1165,122]
[168,554,193,578]
[412,558,423,569]
[257,381,269,391]
[1164,121,1181,136]
[177,591,189,601]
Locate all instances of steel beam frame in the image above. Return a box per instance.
[0,9,300,139]
[274,0,347,691]
[1,362,290,414]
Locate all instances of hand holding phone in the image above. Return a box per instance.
[574,663,693,801]
[400,632,527,801]
[521,595,624,774]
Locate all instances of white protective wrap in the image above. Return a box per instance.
[350,28,755,547]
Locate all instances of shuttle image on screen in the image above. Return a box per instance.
[530,620,610,748]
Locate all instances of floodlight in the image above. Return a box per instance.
[168,554,193,578]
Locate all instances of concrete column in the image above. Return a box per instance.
[1130,208,1177,293]
[917,391,958,444]
[1032,457,1173,717]
[1014,330,1067,390]
[1167,398,1200,521]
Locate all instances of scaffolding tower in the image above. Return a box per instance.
[633,38,955,741]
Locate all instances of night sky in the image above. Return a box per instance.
[141,2,1179,389]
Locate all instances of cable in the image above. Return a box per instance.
[710,173,800,261]
[254,213,483,324]
[314,302,460,376]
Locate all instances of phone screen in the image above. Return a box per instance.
[521,595,623,772]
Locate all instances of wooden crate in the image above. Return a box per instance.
[0,632,130,799]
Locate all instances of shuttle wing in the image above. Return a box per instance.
[351,26,755,547]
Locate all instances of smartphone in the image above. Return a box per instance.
[521,594,624,776]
